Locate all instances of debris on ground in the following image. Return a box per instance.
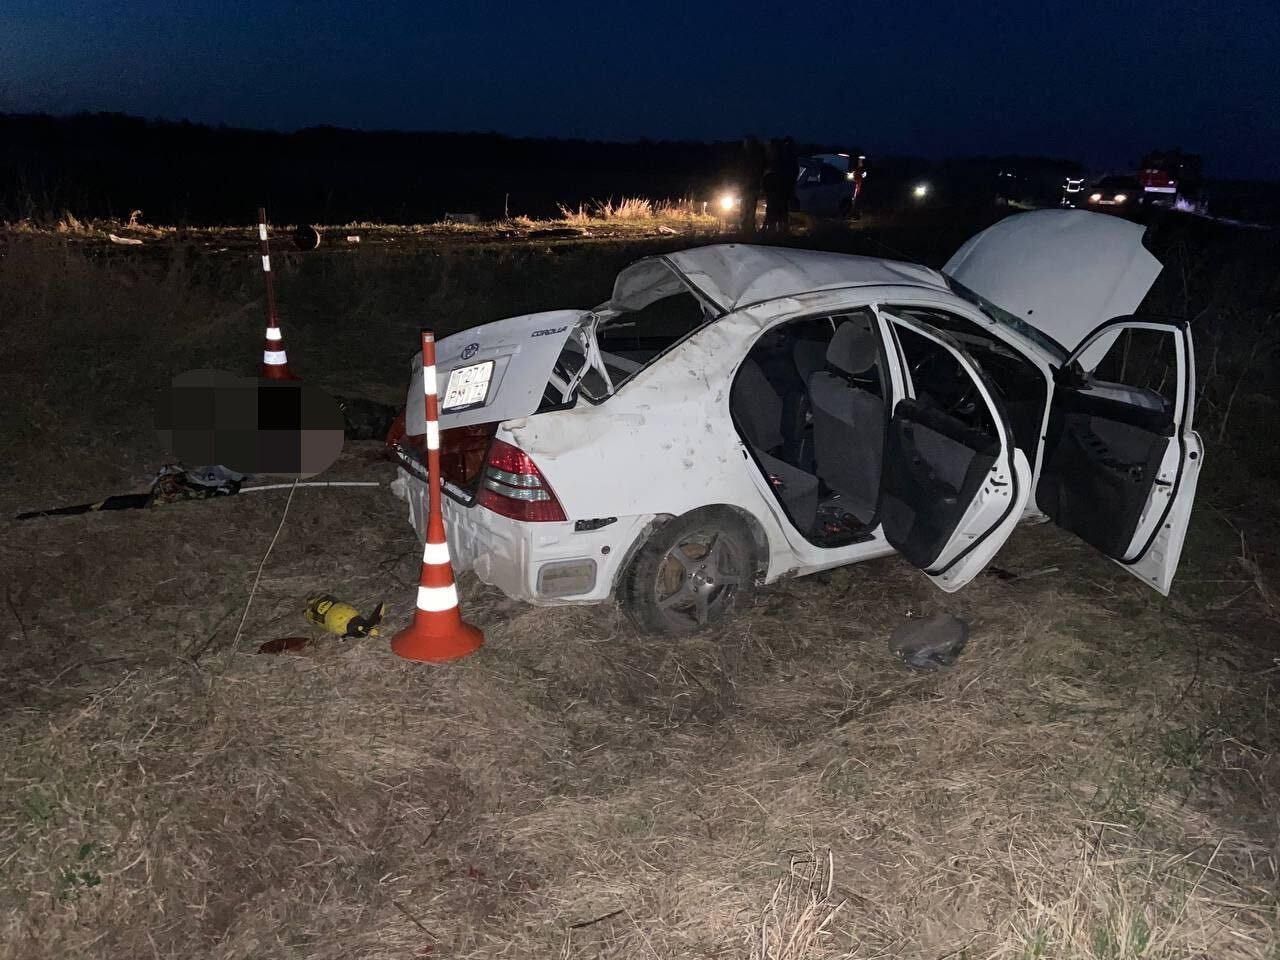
[529,227,589,239]
[889,612,970,670]
[293,224,321,250]
[984,565,1061,583]
[335,394,398,440]
[305,594,385,638]
[257,636,315,654]
[14,464,246,519]
[107,233,144,245]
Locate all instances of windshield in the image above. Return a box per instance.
[945,275,1067,362]
[551,258,716,401]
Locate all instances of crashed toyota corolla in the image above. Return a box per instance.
[388,210,1202,634]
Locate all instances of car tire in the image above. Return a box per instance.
[620,507,757,635]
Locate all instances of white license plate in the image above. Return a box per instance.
[441,360,494,412]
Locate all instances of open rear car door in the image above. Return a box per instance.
[879,312,1033,591]
[1035,319,1202,594]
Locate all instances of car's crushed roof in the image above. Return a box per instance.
[660,244,948,313]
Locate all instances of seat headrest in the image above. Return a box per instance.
[826,321,879,376]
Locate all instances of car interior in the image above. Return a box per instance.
[733,308,1024,567]
[884,306,1048,463]
[731,310,886,547]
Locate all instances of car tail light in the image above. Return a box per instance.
[477,439,567,522]
[385,409,407,450]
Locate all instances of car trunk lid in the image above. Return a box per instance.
[403,309,589,435]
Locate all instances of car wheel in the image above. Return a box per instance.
[621,507,756,635]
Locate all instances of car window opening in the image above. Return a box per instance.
[545,260,716,405]
[888,305,1048,463]
[1080,326,1176,417]
[880,324,1011,571]
[731,309,885,548]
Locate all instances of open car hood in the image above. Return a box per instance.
[404,310,588,433]
[943,210,1163,354]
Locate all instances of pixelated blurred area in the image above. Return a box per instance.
[156,369,343,477]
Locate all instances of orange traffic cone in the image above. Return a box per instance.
[391,331,484,663]
[256,207,300,381]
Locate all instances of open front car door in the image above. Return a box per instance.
[879,312,1033,591]
[1035,319,1202,594]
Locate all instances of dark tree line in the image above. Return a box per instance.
[0,112,749,225]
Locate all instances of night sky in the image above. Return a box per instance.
[3,0,1278,179]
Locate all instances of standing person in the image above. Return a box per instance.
[765,138,799,236]
[739,136,765,235]
[850,154,867,220]
[781,138,799,234]
[763,139,786,234]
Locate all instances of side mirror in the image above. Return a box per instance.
[1054,361,1091,390]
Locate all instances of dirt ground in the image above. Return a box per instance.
[1,226,1278,959]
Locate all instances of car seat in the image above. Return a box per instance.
[808,321,884,523]
[732,359,819,532]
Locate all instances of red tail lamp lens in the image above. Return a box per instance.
[476,439,567,522]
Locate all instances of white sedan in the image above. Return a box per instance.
[389,210,1202,634]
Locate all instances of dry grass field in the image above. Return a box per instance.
[1,222,1277,959]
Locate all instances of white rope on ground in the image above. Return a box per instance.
[212,479,300,686]
[238,481,381,493]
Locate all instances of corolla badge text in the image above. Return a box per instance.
[531,327,568,337]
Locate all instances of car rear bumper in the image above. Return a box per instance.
[391,468,651,606]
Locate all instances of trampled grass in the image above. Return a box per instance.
[1,229,1277,959]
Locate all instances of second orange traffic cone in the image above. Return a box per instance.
[391,331,484,663]
[257,207,300,381]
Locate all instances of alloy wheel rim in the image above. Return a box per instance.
[655,530,743,627]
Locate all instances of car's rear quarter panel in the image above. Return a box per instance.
[503,317,796,583]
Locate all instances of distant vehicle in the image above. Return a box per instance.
[1086,176,1143,213]
[995,161,1083,208]
[389,211,1202,633]
[996,169,1035,207]
[812,152,854,173]
[1138,168,1178,205]
[1061,178,1086,207]
[795,156,856,218]
[1139,150,1203,206]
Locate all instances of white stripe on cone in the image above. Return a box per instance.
[258,223,268,241]
[264,350,288,365]
[417,584,459,612]
[266,326,283,341]
[426,421,440,450]
[261,255,271,272]
[422,540,451,565]
[423,365,438,396]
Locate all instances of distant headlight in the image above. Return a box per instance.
[1114,193,1128,203]
[912,183,930,199]
[1089,192,1103,202]
[846,172,855,181]
[717,192,739,213]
